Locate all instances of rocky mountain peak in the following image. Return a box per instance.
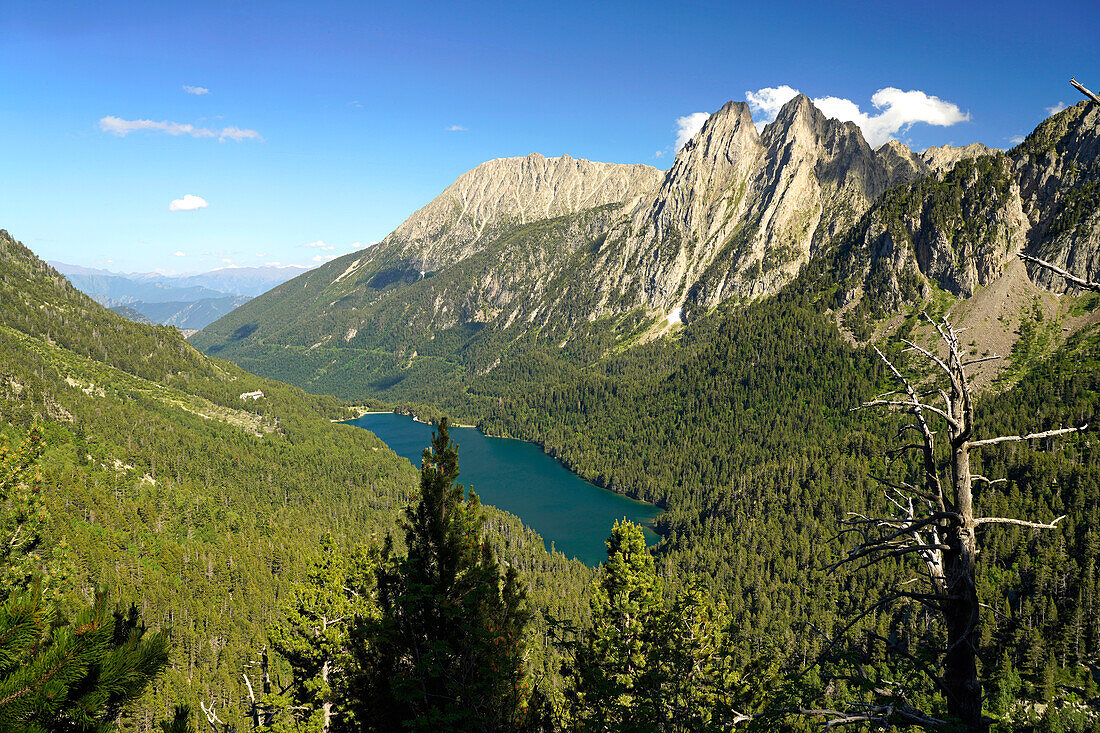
[587,94,926,318]
[765,93,819,130]
[875,140,929,188]
[383,153,662,271]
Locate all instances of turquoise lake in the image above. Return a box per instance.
[346,413,661,566]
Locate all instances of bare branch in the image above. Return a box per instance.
[868,475,942,506]
[857,399,960,429]
[975,515,1067,530]
[866,343,945,507]
[962,355,1002,367]
[200,701,227,733]
[901,338,952,379]
[1019,253,1100,292]
[1071,77,1100,105]
[970,425,1086,448]
[801,704,949,730]
[971,475,1007,486]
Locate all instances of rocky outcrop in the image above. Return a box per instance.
[920,143,996,176]
[585,95,945,318]
[1015,102,1100,290]
[836,101,1100,318]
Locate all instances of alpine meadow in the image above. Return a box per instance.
[3,3,1100,731]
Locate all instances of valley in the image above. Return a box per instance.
[5,51,1100,731]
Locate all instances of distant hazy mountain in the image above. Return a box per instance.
[49,263,228,306]
[130,265,311,297]
[51,261,310,329]
[109,296,252,330]
[51,262,309,299]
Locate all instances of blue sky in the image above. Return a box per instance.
[1,0,1096,273]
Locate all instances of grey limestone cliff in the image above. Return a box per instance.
[382,153,662,272]
[835,101,1100,318]
[583,94,988,319]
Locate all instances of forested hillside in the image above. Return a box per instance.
[0,230,591,729]
[187,100,1100,727]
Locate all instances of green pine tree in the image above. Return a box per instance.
[351,417,532,732]
[568,520,663,732]
[0,428,170,732]
[269,535,380,733]
[652,582,740,731]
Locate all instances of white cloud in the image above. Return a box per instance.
[218,126,262,142]
[168,194,208,211]
[654,150,665,158]
[312,253,339,263]
[1008,135,1026,145]
[674,112,710,151]
[745,85,800,132]
[744,85,969,146]
[301,240,334,250]
[446,125,468,131]
[99,116,261,142]
[182,85,209,95]
[173,250,186,257]
[1046,101,1067,116]
[348,241,365,249]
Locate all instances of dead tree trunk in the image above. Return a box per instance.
[828,313,1085,732]
[1019,253,1100,292]
[1071,77,1100,105]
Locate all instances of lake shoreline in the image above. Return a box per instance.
[348,411,658,513]
[344,412,662,564]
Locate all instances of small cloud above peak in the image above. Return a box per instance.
[674,112,710,151]
[182,85,209,95]
[173,251,186,257]
[169,194,208,211]
[745,85,801,128]
[446,125,468,132]
[1046,101,1067,116]
[301,240,334,251]
[744,85,969,146]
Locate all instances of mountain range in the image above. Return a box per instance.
[193,94,1100,401]
[50,262,309,330]
[6,89,1100,727]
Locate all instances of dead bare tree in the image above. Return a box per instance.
[199,700,230,733]
[1019,253,1100,293]
[827,312,1086,732]
[1071,77,1100,105]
